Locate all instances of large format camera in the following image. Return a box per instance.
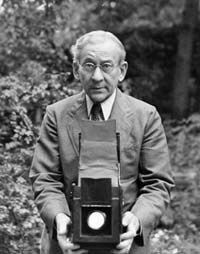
[72,120,122,251]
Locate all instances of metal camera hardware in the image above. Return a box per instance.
[72,120,122,251]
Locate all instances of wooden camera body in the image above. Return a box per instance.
[72,120,122,250]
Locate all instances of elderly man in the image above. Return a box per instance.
[30,30,174,254]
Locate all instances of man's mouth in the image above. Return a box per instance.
[91,86,104,90]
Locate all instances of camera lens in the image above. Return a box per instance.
[87,210,106,230]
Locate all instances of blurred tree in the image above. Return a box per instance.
[0,0,199,118]
[0,0,82,74]
[74,0,185,114]
[172,0,199,119]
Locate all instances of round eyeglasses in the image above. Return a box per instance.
[80,62,117,74]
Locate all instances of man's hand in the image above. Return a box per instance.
[55,213,88,254]
[112,211,140,254]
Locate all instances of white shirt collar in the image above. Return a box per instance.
[86,89,116,120]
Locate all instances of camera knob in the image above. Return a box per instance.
[87,210,106,230]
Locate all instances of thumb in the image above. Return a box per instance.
[122,212,139,236]
[56,213,71,235]
[122,211,133,227]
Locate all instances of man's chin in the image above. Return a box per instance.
[89,93,109,103]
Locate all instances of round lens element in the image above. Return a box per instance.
[87,211,106,230]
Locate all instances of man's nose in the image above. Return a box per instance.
[91,66,104,82]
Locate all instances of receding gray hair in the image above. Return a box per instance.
[71,30,126,63]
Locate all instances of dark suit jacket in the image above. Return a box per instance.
[30,89,174,254]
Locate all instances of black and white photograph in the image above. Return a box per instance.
[0,1,199,254]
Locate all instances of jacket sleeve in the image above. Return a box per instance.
[29,106,71,238]
[131,107,175,246]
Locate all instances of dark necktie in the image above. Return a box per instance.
[90,103,104,121]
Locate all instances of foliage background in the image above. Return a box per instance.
[0,0,200,253]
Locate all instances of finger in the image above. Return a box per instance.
[120,230,135,241]
[56,214,71,235]
[70,249,88,254]
[128,220,138,234]
[57,234,80,251]
[116,239,132,250]
[111,246,130,254]
[122,213,139,238]
[70,243,82,250]
[122,212,139,229]
[122,212,132,227]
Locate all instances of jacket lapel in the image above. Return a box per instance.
[110,89,135,149]
[65,91,88,156]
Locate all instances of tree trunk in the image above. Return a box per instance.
[172,0,198,119]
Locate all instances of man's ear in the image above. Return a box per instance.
[73,62,80,80]
[119,61,128,82]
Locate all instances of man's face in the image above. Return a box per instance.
[73,38,128,103]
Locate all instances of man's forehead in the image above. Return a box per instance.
[79,40,121,62]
